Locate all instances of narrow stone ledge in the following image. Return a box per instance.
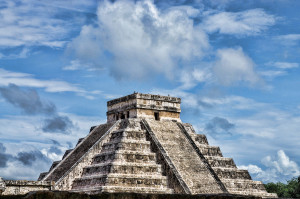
[0,191,265,199]
[3,180,53,187]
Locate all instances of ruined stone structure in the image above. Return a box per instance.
[0,179,53,195]
[0,93,277,198]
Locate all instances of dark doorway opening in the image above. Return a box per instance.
[154,112,159,121]
[127,111,130,118]
[121,113,125,119]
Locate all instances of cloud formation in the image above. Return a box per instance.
[204,117,235,138]
[0,0,96,52]
[0,84,74,134]
[42,116,74,134]
[275,34,300,46]
[68,0,209,80]
[268,62,299,69]
[0,143,12,168]
[239,150,300,183]
[213,47,262,86]
[202,9,276,36]
[16,150,49,166]
[0,68,100,99]
[0,84,55,115]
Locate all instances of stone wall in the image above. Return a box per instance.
[0,180,53,195]
[106,93,181,122]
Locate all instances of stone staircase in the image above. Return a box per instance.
[146,119,224,194]
[71,119,173,194]
[182,123,277,198]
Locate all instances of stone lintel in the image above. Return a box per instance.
[107,93,181,107]
[106,104,180,115]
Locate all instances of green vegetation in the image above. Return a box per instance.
[265,176,300,198]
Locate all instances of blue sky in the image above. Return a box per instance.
[0,0,300,183]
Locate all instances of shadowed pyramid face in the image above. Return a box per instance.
[106,93,181,122]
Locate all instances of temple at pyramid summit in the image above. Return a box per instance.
[0,93,277,198]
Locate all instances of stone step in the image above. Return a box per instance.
[228,189,278,198]
[102,139,151,152]
[109,130,147,142]
[82,162,162,176]
[213,167,251,180]
[72,174,168,189]
[62,149,73,159]
[194,134,209,145]
[197,144,223,157]
[146,119,225,194]
[205,156,236,168]
[221,179,265,190]
[38,172,48,181]
[92,150,157,164]
[72,185,173,194]
[49,160,60,172]
[76,138,84,146]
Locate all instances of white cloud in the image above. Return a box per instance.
[267,62,299,69]
[275,34,300,46]
[0,68,100,99]
[259,62,298,80]
[63,59,103,72]
[259,70,286,79]
[239,150,300,183]
[0,158,51,180]
[202,8,276,36]
[0,0,71,48]
[67,0,209,80]
[213,47,262,86]
[178,68,212,90]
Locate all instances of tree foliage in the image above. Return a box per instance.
[264,176,300,198]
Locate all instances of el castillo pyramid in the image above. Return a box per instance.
[36,93,276,198]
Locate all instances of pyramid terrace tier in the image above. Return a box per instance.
[72,185,173,194]
[109,130,148,142]
[92,150,157,164]
[101,139,151,153]
[205,156,237,168]
[82,162,162,176]
[196,144,223,157]
[212,167,252,180]
[72,173,169,190]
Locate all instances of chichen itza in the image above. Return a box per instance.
[0,93,277,198]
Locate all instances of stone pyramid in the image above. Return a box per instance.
[39,93,277,198]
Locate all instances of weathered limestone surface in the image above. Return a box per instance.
[33,93,277,198]
[71,119,173,194]
[53,121,120,191]
[43,122,115,182]
[182,123,277,198]
[1,180,52,195]
[145,119,225,194]
[107,93,181,122]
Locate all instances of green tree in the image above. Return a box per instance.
[264,176,300,198]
